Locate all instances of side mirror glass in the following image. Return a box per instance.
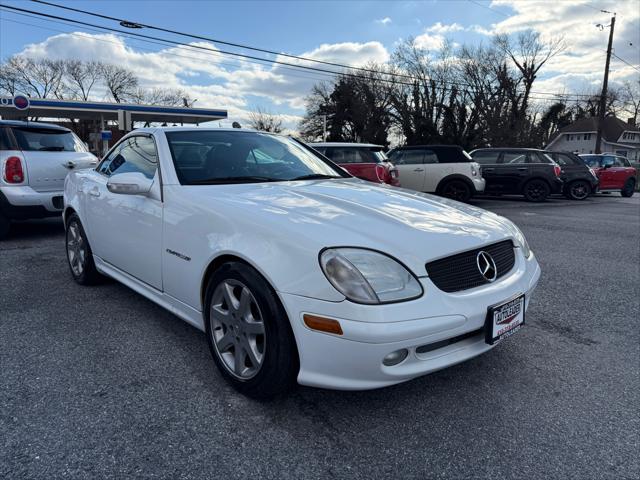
[107,171,153,195]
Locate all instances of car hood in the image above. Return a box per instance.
[189,179,519,276]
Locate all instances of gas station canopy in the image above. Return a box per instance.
[0,96,227,125]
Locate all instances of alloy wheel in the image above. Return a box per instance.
[442,181,470,202]
[210,279,266,379]
[570,181,589,200]
[67,222,86,276]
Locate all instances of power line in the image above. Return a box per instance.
[22,0,597,99]
[466,0,511,19]
[30,0,420,81]
[611,52,640,73]
[0,11,338,85]
[0,3,596,102]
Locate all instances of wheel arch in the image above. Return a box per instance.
[435,174,475,194]
[63,206,77,229]
[518,176,552,192]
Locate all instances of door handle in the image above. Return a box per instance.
[413,168,424,172]
[483,168,495,171]
[88,186,100,197]
[517,167,527,171]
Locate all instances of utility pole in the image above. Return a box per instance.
[595,14,616,154]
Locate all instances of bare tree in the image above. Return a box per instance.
[248,106,283,133]
[494,32,565,121]
[0,56,65,98]
[620,80,640,127]
[64,60,103,100]
[100,64,138,103]
[132,87,193,107]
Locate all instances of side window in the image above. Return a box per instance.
[501,152,528,164]
[97,136,158,179]
[536,152,555,164]
[323,148,366,164]
[471,151,500,165]
[423,150,438,164]
[393,150,424,165]
[613,156,626,167]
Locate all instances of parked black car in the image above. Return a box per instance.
[469,148,564,202]
[545,151,599,200]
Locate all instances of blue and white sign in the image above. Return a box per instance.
[101,130,113,141]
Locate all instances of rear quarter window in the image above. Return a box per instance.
[11,127,88,153]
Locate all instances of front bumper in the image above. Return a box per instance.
[279,250,541,390]
[0,186,63,220]
[472,177,486,193]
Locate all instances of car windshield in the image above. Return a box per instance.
[580,155,601,167]
[166,131,347,184]
[12,127,88,152]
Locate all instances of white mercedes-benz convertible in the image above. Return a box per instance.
[63,128,540,398]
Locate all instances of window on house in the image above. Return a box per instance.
[584,133,590,140]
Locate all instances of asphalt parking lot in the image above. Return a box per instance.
[1,194,639,479]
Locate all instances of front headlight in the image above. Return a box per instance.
[319,248,423,304]
[511,225,532,259]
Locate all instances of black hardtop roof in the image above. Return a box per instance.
[392,144,464,151]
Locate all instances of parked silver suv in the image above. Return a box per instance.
[0,120,97,238]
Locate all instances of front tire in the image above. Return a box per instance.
[204,262,299,399]
[621,178,636,198]
[523,179,550,202]
[0,213,10,239]
[439,180,472,203]
[565,180,591,200]
[65,213,102,285]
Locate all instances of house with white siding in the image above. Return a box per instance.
[546,116,640,162]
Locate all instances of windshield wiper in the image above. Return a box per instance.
[189,176,279,185]
[39,146,65,151]
[290,174,341,181]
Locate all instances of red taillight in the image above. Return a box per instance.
[553,165,562,177]
[4,156,24,183]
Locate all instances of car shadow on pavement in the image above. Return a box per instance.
[1,217,64,242]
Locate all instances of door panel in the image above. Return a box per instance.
[392,150,426,191]
[423,150,448,193]
[89,135,163,289]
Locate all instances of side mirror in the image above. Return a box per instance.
[107,171,153,195]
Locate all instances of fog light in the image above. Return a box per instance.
[383,348,408,366]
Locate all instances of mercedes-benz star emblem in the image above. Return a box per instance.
[476,251,497,282]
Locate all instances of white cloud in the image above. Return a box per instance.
[487,0,640,99]
[414,33,445,51]
[376,17,392,25]
[426,22,464,34]
[14,32,390,131]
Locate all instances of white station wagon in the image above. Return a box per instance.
[63,128,540,398]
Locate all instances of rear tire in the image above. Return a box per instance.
[523,179,550,202]
[65,213,103,285]
[204,262,299,399]
[0,213,9,239]
[565,180,591,200]
[439,180,472,203]
[621,178,635,198]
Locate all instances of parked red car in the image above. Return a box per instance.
[580,154,637,197]
[311,143,400,186]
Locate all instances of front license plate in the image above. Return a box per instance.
[485,294,525,345]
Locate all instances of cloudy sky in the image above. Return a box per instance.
[1,0,639,129]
